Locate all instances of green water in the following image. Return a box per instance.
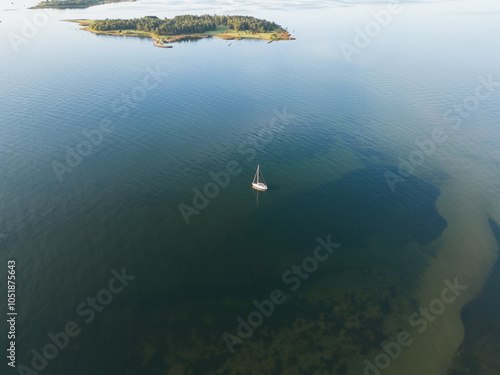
[1,0,500,374]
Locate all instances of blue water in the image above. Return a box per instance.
[1,0,500,374]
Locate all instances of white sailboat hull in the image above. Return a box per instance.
[252,182,268,191]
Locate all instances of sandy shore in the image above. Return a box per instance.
[380,157,500,375]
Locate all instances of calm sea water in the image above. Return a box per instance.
[1,0,500,374]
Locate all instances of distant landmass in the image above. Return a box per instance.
[32,0,134,9]
[68,15,295,48]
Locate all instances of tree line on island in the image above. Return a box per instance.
[34,0,128,8]
[89,15,285,35]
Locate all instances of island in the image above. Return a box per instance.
[32,0,134,9]
[68,15,295,48]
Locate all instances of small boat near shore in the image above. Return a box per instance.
[252,165,268,191]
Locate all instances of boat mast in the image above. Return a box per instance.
[256,165,260,184]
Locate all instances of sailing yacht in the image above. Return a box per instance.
[252,165,268,191]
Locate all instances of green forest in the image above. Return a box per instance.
[89,15,285,36]
[33,0,129,8]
